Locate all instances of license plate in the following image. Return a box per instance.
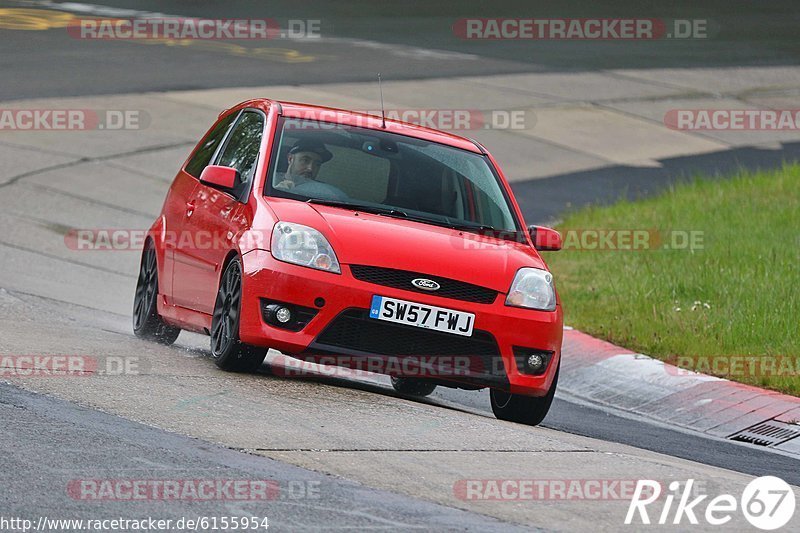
[369,295,475,337]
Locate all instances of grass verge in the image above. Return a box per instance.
[545,164,799,395]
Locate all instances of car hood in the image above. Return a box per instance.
[266,199,547,292]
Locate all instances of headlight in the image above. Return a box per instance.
[505,268,556,311]
[271,222,341,274]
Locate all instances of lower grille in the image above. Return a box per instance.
[308,309,508,386]
[315,309,496,356]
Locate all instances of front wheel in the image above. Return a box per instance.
[211,258,267,372]
[133,243,180,345]
[490,365,558,426]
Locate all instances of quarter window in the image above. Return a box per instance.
[216,111,265,184]
[184,113,237,178]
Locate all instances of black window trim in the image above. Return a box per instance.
[183,109,241,180]
[209,107,268,203]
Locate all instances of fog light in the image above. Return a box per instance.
[261,300,318,331]
[513,347,553,375]
[527,353,545,372]
[275,307,292,323]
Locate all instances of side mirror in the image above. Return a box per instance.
[528,225,562,251]
[199,165,239,190]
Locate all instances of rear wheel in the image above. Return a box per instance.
[490,365,558,426]
[211,258,267,372]
[133,243,180,345]
[391,377,437,397]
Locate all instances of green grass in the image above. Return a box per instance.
[546,164,800,395]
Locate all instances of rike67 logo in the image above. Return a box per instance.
[626,476,796,529]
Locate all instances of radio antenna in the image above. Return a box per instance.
[378,73,386,129]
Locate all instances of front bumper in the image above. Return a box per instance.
[239,250,563,395]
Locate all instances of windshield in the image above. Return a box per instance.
[265,118,520,233]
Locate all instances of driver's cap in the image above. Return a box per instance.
[288,139,333,162]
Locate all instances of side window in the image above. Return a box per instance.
[216,111,265,184]
[184,113,237,178]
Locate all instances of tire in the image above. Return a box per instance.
[391,377,437,397]
[133,242,181,345]
[211,258,267,372]
[490,365,559,426]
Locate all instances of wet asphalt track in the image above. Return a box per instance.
[1,1,799,530]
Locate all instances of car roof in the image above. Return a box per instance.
[229,99,485,154]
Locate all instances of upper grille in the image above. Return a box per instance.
[349,265,497,304]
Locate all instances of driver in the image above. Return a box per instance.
[274,139,347,199]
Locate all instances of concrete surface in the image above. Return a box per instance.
[560,330,800,456]
[2,382,529,532]
[2,288,796,531]
[1,62,799,530]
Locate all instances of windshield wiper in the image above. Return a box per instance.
[446,221,498,232]
[306,198,503,235]
[307,198,462,228]
[306,198,408,218]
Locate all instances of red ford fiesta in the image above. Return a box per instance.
[134,99,563,425]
